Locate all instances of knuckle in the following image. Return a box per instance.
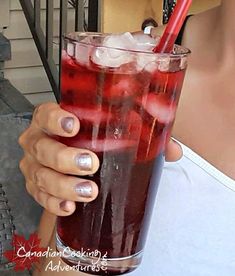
[18,129,28,147]
[25,181,34,196]
[33,104,43,123]
[54,147,68,171]
[19,158,27,174]
[34,167,47,188]
[33,103,58,127]
[18,134,24,147]
[32,136,45,160]
[32,139,40,158]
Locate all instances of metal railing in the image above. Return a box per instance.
[19,0,100,102]
[163,0,177,24]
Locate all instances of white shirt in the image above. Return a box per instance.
[129,142,235,276]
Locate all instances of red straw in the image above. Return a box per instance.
[153,0,192,53]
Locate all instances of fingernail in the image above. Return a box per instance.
[75,153,92,171]
[75,182,93,198]
[60,201,71,212]
[61,117,74,133]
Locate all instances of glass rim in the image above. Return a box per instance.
[64,32,191,58]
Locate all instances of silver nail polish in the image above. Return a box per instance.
[76,153,92,171]
[75,182,92,197]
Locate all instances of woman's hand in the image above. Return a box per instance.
[19,102,182,216]
[18,102,100,216]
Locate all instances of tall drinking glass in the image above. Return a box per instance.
[56,32,190,275]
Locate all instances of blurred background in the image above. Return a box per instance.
[0,0,220,108]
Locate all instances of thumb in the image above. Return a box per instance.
[165,139,183,162]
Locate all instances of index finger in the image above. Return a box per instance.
[33,102,80,137]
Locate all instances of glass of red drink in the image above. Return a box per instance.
[56,32,190,275]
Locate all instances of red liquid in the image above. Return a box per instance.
[57,51,186,274]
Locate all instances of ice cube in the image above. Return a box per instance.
[130,33,159,72]
[74,37,93,66]
[129,33,159,72]
[91,32,160,72]
[77,139,137,152]
[104,74,142,100]
[62,106,109,124]
[158,57,171,72]
[132,33,159,51]
[67,42,76,57]
[144,93,176,124]
[136,52,158,72]
[105,32,136,51]
[91,33,135,68]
